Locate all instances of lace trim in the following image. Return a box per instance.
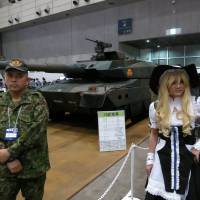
[146,179,181,200]
[171,130,174,189]
[171,127,180,190]
[175,127,180,190]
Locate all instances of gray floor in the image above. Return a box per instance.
[70,139,149,200]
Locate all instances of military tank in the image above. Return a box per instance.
[0,39,156,121]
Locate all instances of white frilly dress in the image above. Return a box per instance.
[145,97,200,200]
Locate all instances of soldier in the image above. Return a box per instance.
[35,78,42,88]
[0,58,50,200]
[42,77,47,86]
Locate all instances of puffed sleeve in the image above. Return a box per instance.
[149,102,158,129]
[193,139,200,150]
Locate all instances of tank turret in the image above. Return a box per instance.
[86,38,125,61]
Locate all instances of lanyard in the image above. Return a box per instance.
[7,106,22,128]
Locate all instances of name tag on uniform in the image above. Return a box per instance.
[5,128,19,141]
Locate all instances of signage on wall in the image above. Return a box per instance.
[118,18,133,35]
[98,110,126,152]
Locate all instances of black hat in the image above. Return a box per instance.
[149,64,199,94]
[5,58,28,73]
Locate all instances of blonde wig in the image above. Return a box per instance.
[156,69,193,137]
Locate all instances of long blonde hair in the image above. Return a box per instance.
[156,69,193,137]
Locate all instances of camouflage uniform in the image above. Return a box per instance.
[0,89,50,200]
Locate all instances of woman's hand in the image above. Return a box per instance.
[191,148,200,162]
[146,164,153,176]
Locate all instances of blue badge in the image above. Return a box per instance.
[5,128,19,141]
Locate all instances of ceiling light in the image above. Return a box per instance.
[8,0,16,3]
[166,28,182,35]
[14,17,20,23]
[36,9,42,16]
[44,6,50,14]
[171,0,176,4]
[73,0,79,6]
[8,17,13,24]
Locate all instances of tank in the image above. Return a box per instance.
[0,39,156,121]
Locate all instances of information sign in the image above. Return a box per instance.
[118,18,133,35]
[98,110,126,152]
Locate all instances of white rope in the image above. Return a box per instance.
[132,144,148,150]
[97,144,148,200]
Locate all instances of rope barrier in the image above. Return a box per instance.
[97,144,148,200]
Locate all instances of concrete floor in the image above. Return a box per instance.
[16,118,149,200]
[70,138,149,200]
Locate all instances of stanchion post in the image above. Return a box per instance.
[131,144,136,200]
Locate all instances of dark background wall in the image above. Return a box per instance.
[2,0,200,65]
[2,7,119,64]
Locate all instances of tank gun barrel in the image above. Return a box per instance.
[0,61,87,77]
[26,64,83,73]
[0,61,73,73]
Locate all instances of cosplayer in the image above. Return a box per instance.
[145,64,200,200]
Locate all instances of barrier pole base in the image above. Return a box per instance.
[121,190,141,200]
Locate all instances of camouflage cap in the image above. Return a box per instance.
[5,58,28,73]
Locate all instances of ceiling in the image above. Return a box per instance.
[124,33,200,49]
[0,0,139,32]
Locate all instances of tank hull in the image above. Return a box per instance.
[40,78,151,120]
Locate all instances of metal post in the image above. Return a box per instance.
[131,144,136,200]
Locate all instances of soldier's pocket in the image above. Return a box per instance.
[19,113,32,129]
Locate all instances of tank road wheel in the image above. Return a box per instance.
[49,110,65,121]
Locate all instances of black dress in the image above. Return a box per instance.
[145,99,200,200]
[186,161,200,200]
[145,127,195,200]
